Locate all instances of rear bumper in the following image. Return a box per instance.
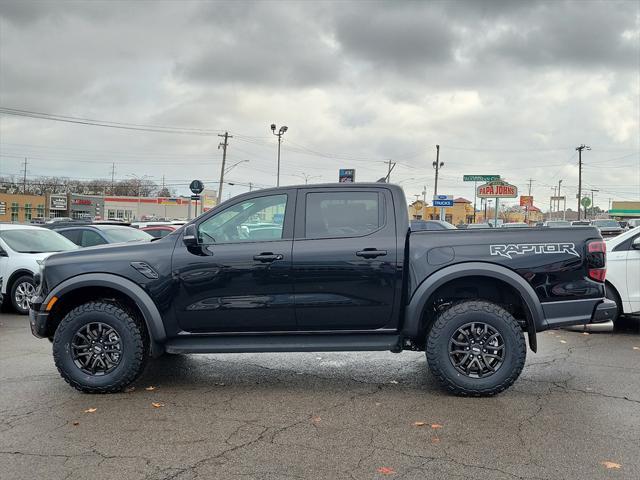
[542,298,618,329]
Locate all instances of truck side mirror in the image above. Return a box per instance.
[182,224,198,247]
[632,237,640,250]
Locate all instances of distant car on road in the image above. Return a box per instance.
[0,224,77,314]
[51,224,153,247]
[628,219,640,229]
[501,222,529,228]
[544,220,571,228]
[410,220,456,231]
[604,226,640,325]
[592,219,624,237]
[571,220,591,226]
[466,223,493,229]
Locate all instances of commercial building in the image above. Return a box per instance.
[408,198,475,225]
[609,201,640,220]
[0,193,47,223]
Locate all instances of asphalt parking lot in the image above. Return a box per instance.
[1,313,640,480]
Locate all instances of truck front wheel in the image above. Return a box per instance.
[53,301,147,393]
[426,300,526,396]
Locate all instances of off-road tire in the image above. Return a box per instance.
[53,301,147,393]
[10,274,35,315]
[426,300,526,396]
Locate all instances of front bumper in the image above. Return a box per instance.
[29,295,49,338]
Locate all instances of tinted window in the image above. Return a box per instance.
[145,229,165,239]
[99,226,153,243]
[59,229,82,245]
[198,194,287,244]
[81,230,106,247]
[305,192,381,238]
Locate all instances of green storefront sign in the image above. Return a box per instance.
[463,175,501,182]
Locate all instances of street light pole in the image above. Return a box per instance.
[271,124,288,187]
[432,145,444,220]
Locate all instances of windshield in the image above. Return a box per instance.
[0,228,78,253]
[593,220,619,228]
[99,226,153,243]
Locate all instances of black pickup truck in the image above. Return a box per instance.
[30,183,616,396]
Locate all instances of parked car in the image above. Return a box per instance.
[592,219,624,237]
[30,183,614,396]
[603,227,640,325]
[571,220,591,226]
[410,220,456,231]
[50,224,153,247]
[501,223,529,228]
[544,220,572,228]
[0,224,77,314]
[618,221,629,230]
[628,219,640,229]
[141,225,178,239]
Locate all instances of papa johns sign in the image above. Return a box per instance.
[477,181,518,198]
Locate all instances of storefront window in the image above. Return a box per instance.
[37,204,45,217]
[24,203,32,221]
[11,202,19,222]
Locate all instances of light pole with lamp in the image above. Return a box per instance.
[270,124,288,187]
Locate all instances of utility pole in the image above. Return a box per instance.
[525,178,534,222]
[217,131,232,204]
[383,160,396,182]
[110,163,116,195]
[576,144,590,220]
[422,185,427,203]
[22,158,28,194]
[557,179,563,220]
[432,145,443,197]
[249,182,253,192]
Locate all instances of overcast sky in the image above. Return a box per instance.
[0,0,638,209]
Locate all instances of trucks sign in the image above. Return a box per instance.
[433,194,454,207]
[477,181,518,198]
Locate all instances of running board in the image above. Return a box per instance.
[164,333,402,354]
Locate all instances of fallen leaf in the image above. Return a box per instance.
[83,408,97,414]
[431,437,440,444]
[72,421,80,426]
[560,340,567,344]
[601,461,621,470]
[377,466,395,475]
[145,386,156,391]
[311,416,321,424]
[151,402,165,408]
[413,421,426,427]
[389,380,399,384]
[431,424,443,429]
[124,386,136,393]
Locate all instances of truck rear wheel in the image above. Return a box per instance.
[53,301,147,393]
[426,300,526,396]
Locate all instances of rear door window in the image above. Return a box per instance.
[304,191,382,238]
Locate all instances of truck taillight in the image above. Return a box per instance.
[587,240,606,282]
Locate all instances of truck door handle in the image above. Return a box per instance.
[253,252,283,263]
[356,248,387,259]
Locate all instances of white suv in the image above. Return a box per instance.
[0,224,77,314]
[605,226,640,324]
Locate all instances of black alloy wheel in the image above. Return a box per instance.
[448,322,505,378]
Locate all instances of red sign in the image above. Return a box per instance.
[520,195,533,207]
[73,199,92,205]
[477,181,518,198]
